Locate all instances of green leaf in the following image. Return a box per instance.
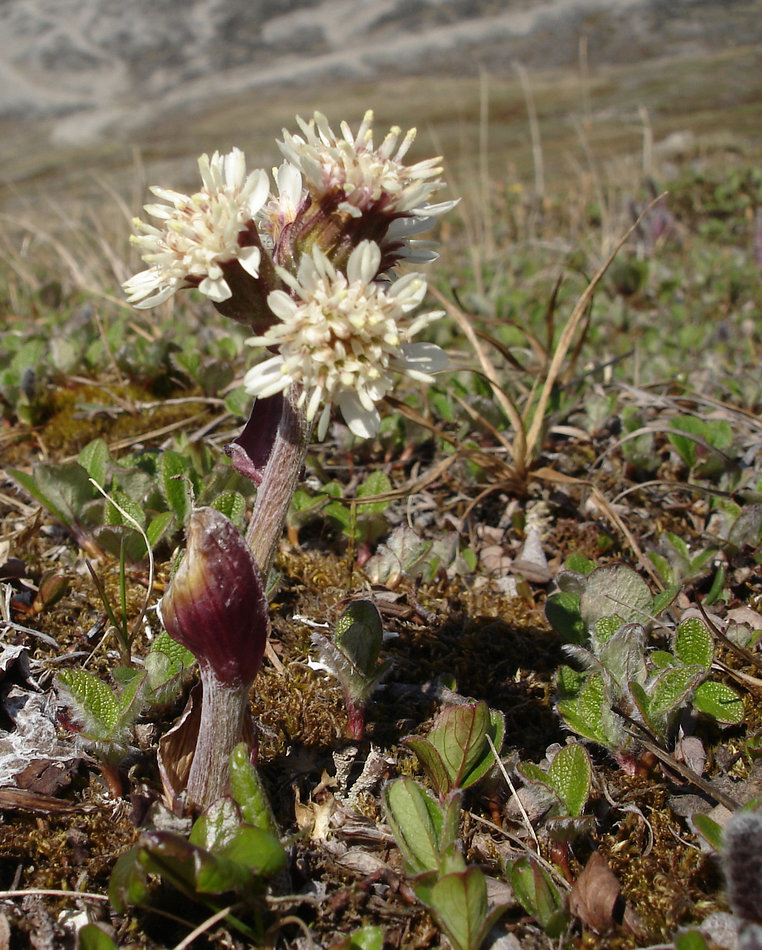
[78,924,117,950]
[78,438,110,486]
[108,844,150,913]
[405,701,502,798]
[190,797,241,852]
[675,931,711,950]
[149,630,195,669]
[648,551,674,586]
[593,614,624,646]
[693,680,745,724]
[728,504,762,551]
[216,825,286,879]
[579,564,653,628]
[139,831,246,896]
[557,674,608,745]
[229,742,279,836]
[210,489,246,529]
[146,510,175,549]
[104,488,145,529]
[57,670,121,734]
[9,461,95,530]
[333,600,384,677]
[344,926,385,950]
[652,585,680,615]
[545,592,586,644]
[547,743,592,818]
[159,449,192,523]
[505,856,567,937]
[383,778,461,877]
[356,471,392,515]
[674,618,714,669]
[692,813,724,851]
[418,866,507,950]
[647,666,702,716]
[564,553,596,575]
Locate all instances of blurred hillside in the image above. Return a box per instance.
[0,0,759,145]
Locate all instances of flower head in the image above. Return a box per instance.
[243,240,448,440]
[257,161,307,249]
[123,148,269,308]
[279,110,451,219]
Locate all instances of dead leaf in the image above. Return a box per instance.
[157,682,256,810]
[0,787,80,814]
[293,785,336,840]
[569,852,642,936]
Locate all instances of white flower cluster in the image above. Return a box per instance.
[124,111,455,439]
[244,241,447,440]
[124,149,269,308]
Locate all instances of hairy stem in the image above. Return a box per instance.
[245,388,312,580]
[186,665,250,810]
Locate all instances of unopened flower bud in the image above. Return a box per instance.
[161,507,269,687]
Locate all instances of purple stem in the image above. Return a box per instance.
[245,387,312,579]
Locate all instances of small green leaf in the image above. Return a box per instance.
[674,618,714,670]
[405,701,502,798]
[675,931,711,950]
[108,844,150,913]
[545,591,586,644]
[579,564,653,628]
[564,553,596,575]
[692,813,724,852]
[229,742,279,836]
[139,831,245,896]
[104,489,145,529]
[647,666,702,716]
[383,778,461,877]
[334,600,384,677]
[356,471,392,515]
[547,744,591,818]
[653,585,680,615]
[693,680,744,724]
[418,866,507,950]
[159,450,192,523]
[146,510,175,549]
[57,670,121,733]
[593,614,624,645]
[210,490,246,529]
[216,825,286,879]
[505,856,567,937]
[78,924,117,950]
[190,797,241,852]
[78,438,110,486]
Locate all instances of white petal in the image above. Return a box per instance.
[316,402,332,441]
[336,392,380,439]
[246,168,271,216]
[198,275,232,302]
[224,148,246,188]
[347,240,381,285]
[266,289,299,320]
[389,272,427,311]
[238,245,261,278]
[394,342,450,376]
[243,357,288,396]
[275,161,303,203]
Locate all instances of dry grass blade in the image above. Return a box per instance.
[429,285,528,472]
[523,194,668,462]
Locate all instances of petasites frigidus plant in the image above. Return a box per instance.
[160,506,268,809]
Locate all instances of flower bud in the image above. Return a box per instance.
[161,507,269,687]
